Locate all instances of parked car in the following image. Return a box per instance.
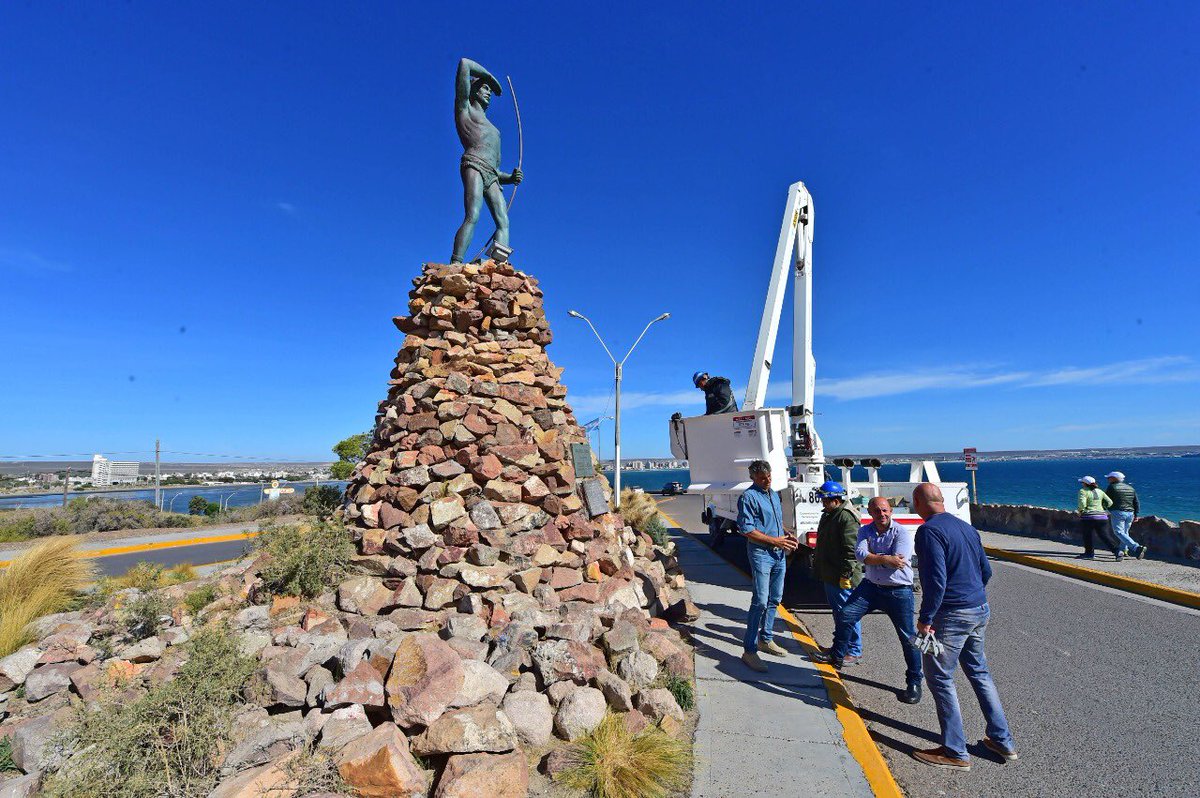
[661,481,685,496]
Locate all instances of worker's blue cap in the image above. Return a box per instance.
[692,371,707,387]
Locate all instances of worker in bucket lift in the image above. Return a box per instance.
[692,371,739,415]
[736,459,798,673]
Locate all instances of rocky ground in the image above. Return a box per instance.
[0,260,699,798]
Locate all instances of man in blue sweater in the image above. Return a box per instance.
[911,483,1017,770]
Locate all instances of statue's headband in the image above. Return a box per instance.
[471,77,502,97]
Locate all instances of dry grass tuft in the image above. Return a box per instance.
[0,539,92,656]
[618,489,660,534]
[113,561,197,592]
[557,712,691,798]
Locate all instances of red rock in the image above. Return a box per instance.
[548,568,583,590]
[557,583,601,603]
[326,660,386,710]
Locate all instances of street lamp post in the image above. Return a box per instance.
[568,310,670,509]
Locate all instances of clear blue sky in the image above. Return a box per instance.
[2,2,1198,463]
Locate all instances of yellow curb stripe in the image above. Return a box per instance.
[776,604,905,798]
[655,502,904,798]
[0,531,260,569]
[985,545,1200,610]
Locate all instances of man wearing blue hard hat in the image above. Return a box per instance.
[692,371,738,415]
[810,480,864,664]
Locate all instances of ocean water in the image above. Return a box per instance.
[615,457,1200,522]
[0,481,349,511]
[4,457,1196,522]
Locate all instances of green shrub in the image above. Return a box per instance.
[44,624,258,798]
[0,737,17,774]
[557,712,691,798]
[254,521,353,598]
[644,515,671,548]
[183,584,219,616]
[665,674,695,712]
[121,593,167,641]
[301,485,344,520]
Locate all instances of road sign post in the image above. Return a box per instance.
[963,447,978,503]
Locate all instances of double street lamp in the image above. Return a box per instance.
[568,310,670,509]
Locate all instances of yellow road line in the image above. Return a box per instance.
[985,545,1200,610]
[655,502,904,798]
[0,530,261,569]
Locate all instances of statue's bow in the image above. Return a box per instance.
[505,75,524,212]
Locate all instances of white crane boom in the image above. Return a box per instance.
[742,181,823,478]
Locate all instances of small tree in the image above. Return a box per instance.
[329,431,370,480]
[188,496,209,515]
[302,485,343,520]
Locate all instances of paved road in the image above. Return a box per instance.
[659,495,1200,798]
[92,539,252,577]
[0,521,263,577]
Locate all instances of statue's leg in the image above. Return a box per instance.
[483,182,510,248]
[451,168,485,263]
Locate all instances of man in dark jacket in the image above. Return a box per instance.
[1105,471,1145,559]
[810,480,864,664]
[693,372,738,415]
[911,482,1016,770]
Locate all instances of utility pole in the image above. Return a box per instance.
[568,310,670,509]
[62,467,70,507]
[154,438,161,510]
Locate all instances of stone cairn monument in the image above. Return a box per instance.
[331,258,696,795]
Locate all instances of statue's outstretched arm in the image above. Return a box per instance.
[456,58,501,110]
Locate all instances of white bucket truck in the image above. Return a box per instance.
[668,181,970,554]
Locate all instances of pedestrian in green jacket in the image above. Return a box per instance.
[1076,476,1120,560]
[811,481,865,663]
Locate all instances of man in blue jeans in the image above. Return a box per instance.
[911,483,1018,770]
[737,459,798,673]
[815,497,923,703]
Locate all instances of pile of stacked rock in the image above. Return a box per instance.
[329,259,698,793]
[0,260,698,798]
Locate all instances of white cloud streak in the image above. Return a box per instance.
[0,249,71,273]
[276,202,297,215]
[565,356,1200,411]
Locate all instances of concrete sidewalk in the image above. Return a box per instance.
[671,527,875,797]
[978,528,1200,595]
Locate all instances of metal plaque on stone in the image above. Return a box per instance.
[581,477,608,518]
[570,443,595,478]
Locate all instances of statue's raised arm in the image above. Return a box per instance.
[456,58,502,112]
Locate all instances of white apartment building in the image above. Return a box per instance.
[91,454,140,486]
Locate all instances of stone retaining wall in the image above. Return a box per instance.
[970,503,1200,562]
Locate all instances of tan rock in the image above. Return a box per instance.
[209,751,300,798]
[337,722,427,798]
[434,751,530,798]
[411,703,518,756]
[386,633,464,728]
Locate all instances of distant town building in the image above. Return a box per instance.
[91,454,139,486]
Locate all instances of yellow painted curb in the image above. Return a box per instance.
[0,530,261,569]
[655,503,904,798]
[984,545,1200,610]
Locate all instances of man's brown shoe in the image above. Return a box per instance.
[913,746,971,770]
[983,737,1019,761]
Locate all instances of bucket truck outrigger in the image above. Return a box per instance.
[668,181,970,556]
